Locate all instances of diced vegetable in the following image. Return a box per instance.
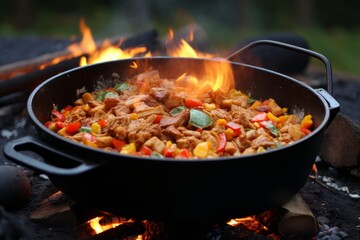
[121,143,136,154]
[51,109,65,122]
[215,132,226,153]
[263,122,279,137]
[66,122,81,134]
[301,114,313,129]
[91,122,101,134]
[151,152,164,158]
[170,106,187,116]
[224,128,234,140]
[185,98,203,108]
[98,119,107,128]
[140,146,152,156]
[104,91,118,99]
[115,82,130,92]
[193,142,212,158]
[96,91,107,101]
[301,127,312,135]
[266,112,280,122]
[163,146,176,157]
[55,122,66,129]
[112,139,126,151]
[129,113,138,120]
[80,126,92,133]
[189,109,213,129]
[251,112,268,122]
[225,122,242,137]
[177,149,191,158]
[153,114,162,123]
[204,103,216,111]
[217,119,227,126]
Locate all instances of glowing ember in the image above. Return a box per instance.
[227,217,269,233]
[88,216,135,235]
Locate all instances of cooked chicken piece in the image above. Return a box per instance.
[144,136,165,153]
[96,136,114,148]
[159,110,190,128]
[267,98,284,116]
[225,141,237,155]
[288,124,305,141]
[150,87,170,102]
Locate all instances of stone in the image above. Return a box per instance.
[0,165,31,211]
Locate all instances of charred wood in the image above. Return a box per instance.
[0,30,159,102]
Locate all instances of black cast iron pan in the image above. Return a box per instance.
[4,40,340,223]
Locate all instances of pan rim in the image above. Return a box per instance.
[27,57,331,163]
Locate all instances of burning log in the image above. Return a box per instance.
[0,30,158,81]
[0,30,159,100]
[80,220,145,240]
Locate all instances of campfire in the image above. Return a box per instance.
[1,19,359,240]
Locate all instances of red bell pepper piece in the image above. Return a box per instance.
[112,139,126,151]
[177,149,191,158]
[163,147,176,157]
[251,112,268,122]
[61,105,72,113]
[98,119,107,128]
[225,122,242,137]
[301,127,312,135]
[153,114,162,124]
[215,132,226,153]
[44,121,52,128]
[55,121,67,129]
[258,120,273,128]
[66,121,81,134]
[51,109,65,122]
[140,146,152,156]
[185,98,203,108]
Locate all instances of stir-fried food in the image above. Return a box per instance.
[45,70,313,159]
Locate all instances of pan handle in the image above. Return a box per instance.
[226,40,334,96]
[3,136,102,176]
[316,88,340,124]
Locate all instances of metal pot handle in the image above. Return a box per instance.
[3,136,101,176]
[226,40,334,96]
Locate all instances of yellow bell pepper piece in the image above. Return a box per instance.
[217,118,227,126]
[193,142,212,158]
[129,113,138,120]
[91,122,101,134]
[266,112,280,122]
[250,100,262,109]
[301,114,313,129]
[204,103,216,111]
[120,143,136,154]
[224,128,234,140]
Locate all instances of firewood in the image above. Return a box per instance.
[277,194,318,237]
[0,30,158,99]
[30,191,76,226]
[256,194,318,238]
[80,220,145,240]
[0,30,158,81]
[319,113,360,171]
